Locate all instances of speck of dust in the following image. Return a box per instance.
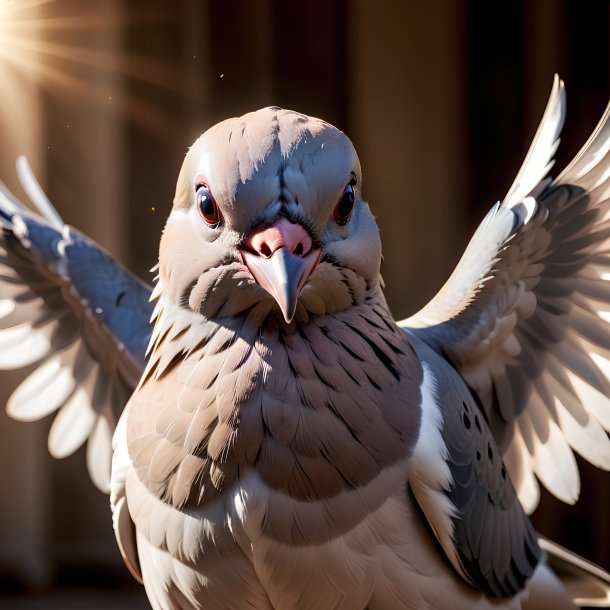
[150,207,156,212]
[219,73,224,79]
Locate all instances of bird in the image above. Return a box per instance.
[2,75,610,609]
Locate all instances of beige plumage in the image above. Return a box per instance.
[4,79,610,608]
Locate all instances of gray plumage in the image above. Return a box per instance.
[404,77,610,513]
[410,334,541,598]
[2,80,610,609]
[0,158,152,491]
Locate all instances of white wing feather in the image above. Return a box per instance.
[1,161,151,492]
[403,78,610,512]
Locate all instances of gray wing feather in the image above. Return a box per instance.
[403,77,610,512]
[409,334,541,598]
[1,160,153,492]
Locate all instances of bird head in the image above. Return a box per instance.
[158,107,382,324]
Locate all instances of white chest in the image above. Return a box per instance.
[123,459,523,610]
[228,469,522,610]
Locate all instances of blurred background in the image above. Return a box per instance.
[0,0,608,608]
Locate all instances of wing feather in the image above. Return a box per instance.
[402,78,610,511]
[6,343,79,420]
[48,365,99,459]
[503,74,565,209]
[408,334,541,598]
[87,398,115,492]
[1,160,153,492]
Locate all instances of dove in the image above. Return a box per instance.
[3,75,610,609]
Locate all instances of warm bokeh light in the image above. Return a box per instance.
[0,0,51,80]
[0,0,195,138]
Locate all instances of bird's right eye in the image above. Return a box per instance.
[196,184,222,228]
[332,180,356,226]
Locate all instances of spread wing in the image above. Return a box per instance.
[1,157,153,492]
[402,75,610,513]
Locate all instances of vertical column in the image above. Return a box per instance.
[348,0,468,318]
[43,1,126,259]
[523,0,565,138]
[41,0,128,574]
[0,4,50,588]
[0,0,129,579]
[206,0,273,124]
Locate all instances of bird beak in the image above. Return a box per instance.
[241,218,320,323]
[242,248,320,322]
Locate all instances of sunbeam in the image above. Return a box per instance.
[0,0,197,139]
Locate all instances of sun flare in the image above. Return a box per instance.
[0,0,192,138]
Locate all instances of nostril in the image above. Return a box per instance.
[247,218,312,259]
[259,242,272,258]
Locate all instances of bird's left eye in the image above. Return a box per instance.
[196,184,222,228]
[332,181,356,226]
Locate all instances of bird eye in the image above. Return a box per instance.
[196,184,222,228]
[332,180,356,226]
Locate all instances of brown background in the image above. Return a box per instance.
[0,0,608,607]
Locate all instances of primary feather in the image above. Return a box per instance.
[0,160,152,491]
[403,76,610,515]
